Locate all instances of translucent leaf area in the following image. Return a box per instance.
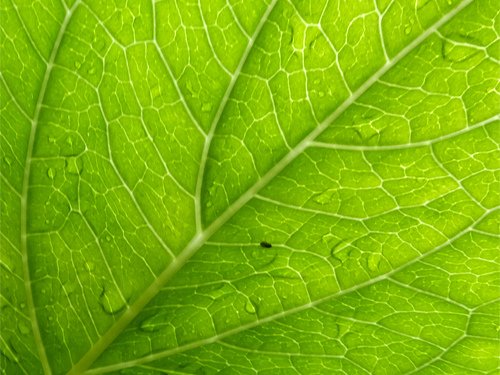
[1,0,499,374]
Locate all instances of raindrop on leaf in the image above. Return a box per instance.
[3,156,12,166]
[85,262,95,271]
[245,301,256,314]
[65,157,82,175]
[47,168,56,179]
[64,281,77,295]
[312,189,336,205]
[99,286,126,315]
[139,316,159,332]
[367,253,381,271]
[201,102,212,112]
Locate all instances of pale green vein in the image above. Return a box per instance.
[406,315,471,374]
[19,2,82,374]
[67,1,279,372]
[85,207,492,374]
[193,0,279,232]
[70,1,476,373]
[309,115,499,151]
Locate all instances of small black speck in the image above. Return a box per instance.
[260,241,272,248]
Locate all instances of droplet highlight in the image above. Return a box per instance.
[85,261,95,271]
[201,102,212,112]
[312,189,336,205]
[367,253,381,271]
[47,168,56,179]
[245,301,256,314]
[18,322,30,335]
[65,157,82,175]
[3,156,12,166]
[99,286,126,315]
[139,315,159,332]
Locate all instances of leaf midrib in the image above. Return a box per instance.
[22,0,472,373]
[67,0,280,372]
[86,205,491,374]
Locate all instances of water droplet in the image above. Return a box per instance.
[64,281,77,294]
[272,268,300,280]
[105,234,112,242]
[85,262,95,271]
[99,286,126,315]
[48,136,56,143]
[1,253,15,273]
[314,79,320,85]
[312,189,336,205]
[367,253,381,271]
[208,184,218,195]
[48,316,53,321]
[3,156,12,166]
[205,283,233,299]
[95,39,106,52]
[20,303,26,309]
[206,201,213,208]
[201,102,212,112]
[65,157,82,175]
[186,80,198,98]
[66,136,73,146]
[139,316,159,332]
[330,240,351,262]
[324,323,339,338]
[322,233,336,246]
[88,67,96,75]
[318,91,325,97]
[47,168,56,179]
[404,24,412,35]
[74,61,81,69]
[151,85,161,99]
[245,301,256,314]
[0,342,19,363]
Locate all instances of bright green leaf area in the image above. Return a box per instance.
[1,0,499,374]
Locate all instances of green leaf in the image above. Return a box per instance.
[1,0,499,374]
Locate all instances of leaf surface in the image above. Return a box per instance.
[1,0,499,374]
